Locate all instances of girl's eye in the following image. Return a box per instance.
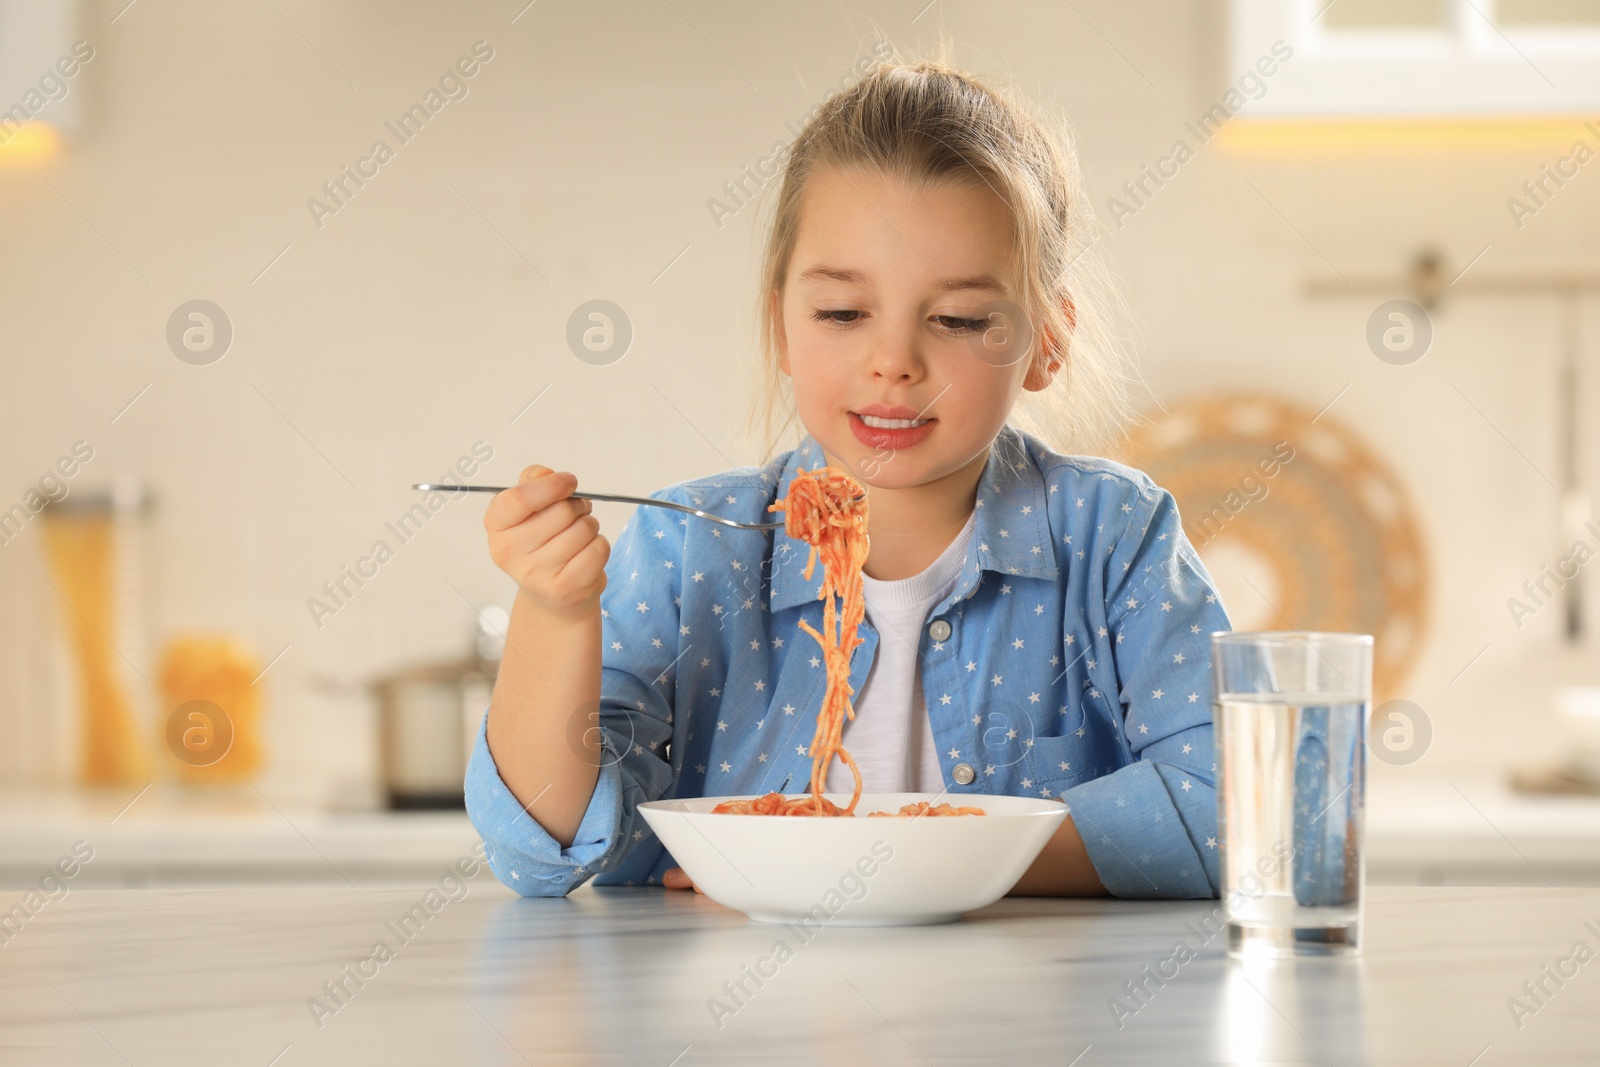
[935,315,987,334]
[811,309,861,325]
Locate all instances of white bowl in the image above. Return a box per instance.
[636,792,1068,926]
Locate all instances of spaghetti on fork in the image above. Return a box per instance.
[711,466,984,819]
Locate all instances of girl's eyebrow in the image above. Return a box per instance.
[797,264,1007,294]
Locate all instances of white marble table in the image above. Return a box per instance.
[5,882,1599,1065]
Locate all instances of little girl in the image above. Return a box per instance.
[467,53,1231,900]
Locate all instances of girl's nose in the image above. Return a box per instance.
[866,329,925,383]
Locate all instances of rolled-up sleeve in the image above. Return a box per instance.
[463,487,688,896]
[465,713,624,895]
[1064,482,1232,899]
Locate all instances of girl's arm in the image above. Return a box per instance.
[1055,482,1232,899]
[1008,814,1110,897]
[467,477,686,896]
[479,467,609,845]
[485,591,601,846]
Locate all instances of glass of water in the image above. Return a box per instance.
[1211,631,1373,958]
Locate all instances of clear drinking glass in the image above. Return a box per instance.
[1211,631,1373,957]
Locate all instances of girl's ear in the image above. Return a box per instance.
[1023,296,1073,392]
[772,288,791,375]
[1023,344,1062,392]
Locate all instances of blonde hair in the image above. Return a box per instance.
[743,41,1134,466]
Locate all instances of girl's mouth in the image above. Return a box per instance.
[848,411,937,450]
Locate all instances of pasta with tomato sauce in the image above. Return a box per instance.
[711,466,984,819]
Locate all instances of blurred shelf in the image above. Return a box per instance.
[0,786,479,889]
[1367,770,1600,886]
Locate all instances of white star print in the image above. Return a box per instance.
[991,674,1003,686]
[939,693,952,705]
[636,601,649,614]
[1172,652,1185,664]
[719,761,731,773]
[691,571,704,582]
[1180,779,1192,792]
[783,704,796,715]
[716,720,728,731]
[1012,638,1024,649]
[948,748,960,759]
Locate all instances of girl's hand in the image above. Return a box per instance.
[662,867,702,893]
[484,465,610,619]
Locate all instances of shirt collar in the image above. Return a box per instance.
[767,423,1059,614]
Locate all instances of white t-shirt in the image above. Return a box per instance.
[824,509,977,795]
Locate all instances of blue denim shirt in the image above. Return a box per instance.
[466,423,1233,899]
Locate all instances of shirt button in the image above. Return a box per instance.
[928,619,952,642]
[952,763,975,785]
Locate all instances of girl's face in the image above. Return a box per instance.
[774,165,1059,492]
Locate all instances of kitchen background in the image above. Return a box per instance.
[1,0,1597,887]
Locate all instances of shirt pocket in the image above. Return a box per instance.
[1024,733,1088,799]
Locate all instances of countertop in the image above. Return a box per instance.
[6,770,1600,888]
[4,882,1598,1065]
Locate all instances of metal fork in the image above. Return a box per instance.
[412,484,788,531]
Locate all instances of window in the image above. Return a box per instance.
[1231,0,1600,115]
